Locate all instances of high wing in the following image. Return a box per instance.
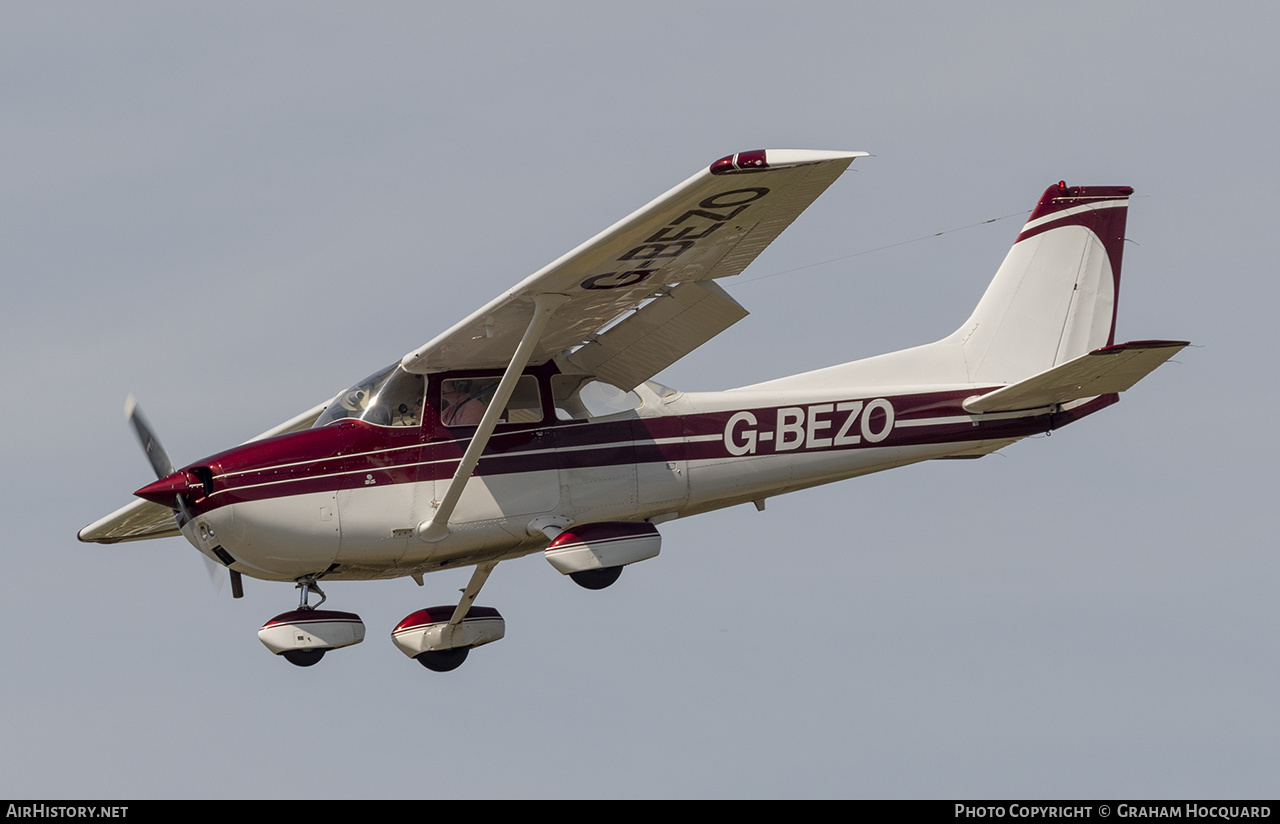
[399,149,867,384]
[79,149,864,545]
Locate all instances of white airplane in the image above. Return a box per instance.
[79,149,1187,671]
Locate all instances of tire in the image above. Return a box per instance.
[569,566,623,590]
[281,648,326,667]
[415,647,470,672]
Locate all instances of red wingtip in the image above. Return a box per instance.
[709,150,769,175]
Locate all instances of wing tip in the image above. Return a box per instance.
[709,149,869,175]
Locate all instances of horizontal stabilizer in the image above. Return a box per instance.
[962,340,1188,413]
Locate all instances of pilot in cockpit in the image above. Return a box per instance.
[440,378,494,426]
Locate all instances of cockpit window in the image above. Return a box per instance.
[440,375,542,427]
[313,364,425,428]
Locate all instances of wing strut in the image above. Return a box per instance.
[418,293,570,543]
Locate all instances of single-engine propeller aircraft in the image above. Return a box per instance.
[79,149,1187,671]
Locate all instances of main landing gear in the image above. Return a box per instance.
[257,577,366,667]
[544,521,660,590]
[391,605,505,670]
[390,562,506,671]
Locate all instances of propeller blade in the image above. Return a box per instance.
[204,555,227,593]
[124,394,174,479]
[123,395,235,597]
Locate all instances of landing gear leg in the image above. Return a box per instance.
[295,576,327,611]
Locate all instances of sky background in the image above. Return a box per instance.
[3,1,1276,799]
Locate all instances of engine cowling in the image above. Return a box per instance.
[544,521,661,576]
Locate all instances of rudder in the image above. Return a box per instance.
[953,183,1134,385]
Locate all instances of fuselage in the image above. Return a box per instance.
[157,363,1114,583]
[77,161,1182,673]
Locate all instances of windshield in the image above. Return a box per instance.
[313,363,425,428]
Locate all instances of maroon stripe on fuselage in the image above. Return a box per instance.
[180,390,1116,516]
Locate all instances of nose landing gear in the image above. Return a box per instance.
[257,576,365,667]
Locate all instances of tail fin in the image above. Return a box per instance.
[744,182,1163,396]
[952,183,1134,384]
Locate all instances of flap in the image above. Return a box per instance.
[558,280,748,390]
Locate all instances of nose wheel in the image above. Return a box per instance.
[257,575,365,666]
[281,648,326,667]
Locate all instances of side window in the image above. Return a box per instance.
[551,375,641,421]
[505,375,544,423]
[440,375,543,427]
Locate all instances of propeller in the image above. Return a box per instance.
[125,395,243,598]
[124,394,174,480]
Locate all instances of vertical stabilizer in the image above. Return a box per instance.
[953,183,1133,385]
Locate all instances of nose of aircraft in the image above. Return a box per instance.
[134,470,202,508]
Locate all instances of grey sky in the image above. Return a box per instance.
[3,2,1276,798]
